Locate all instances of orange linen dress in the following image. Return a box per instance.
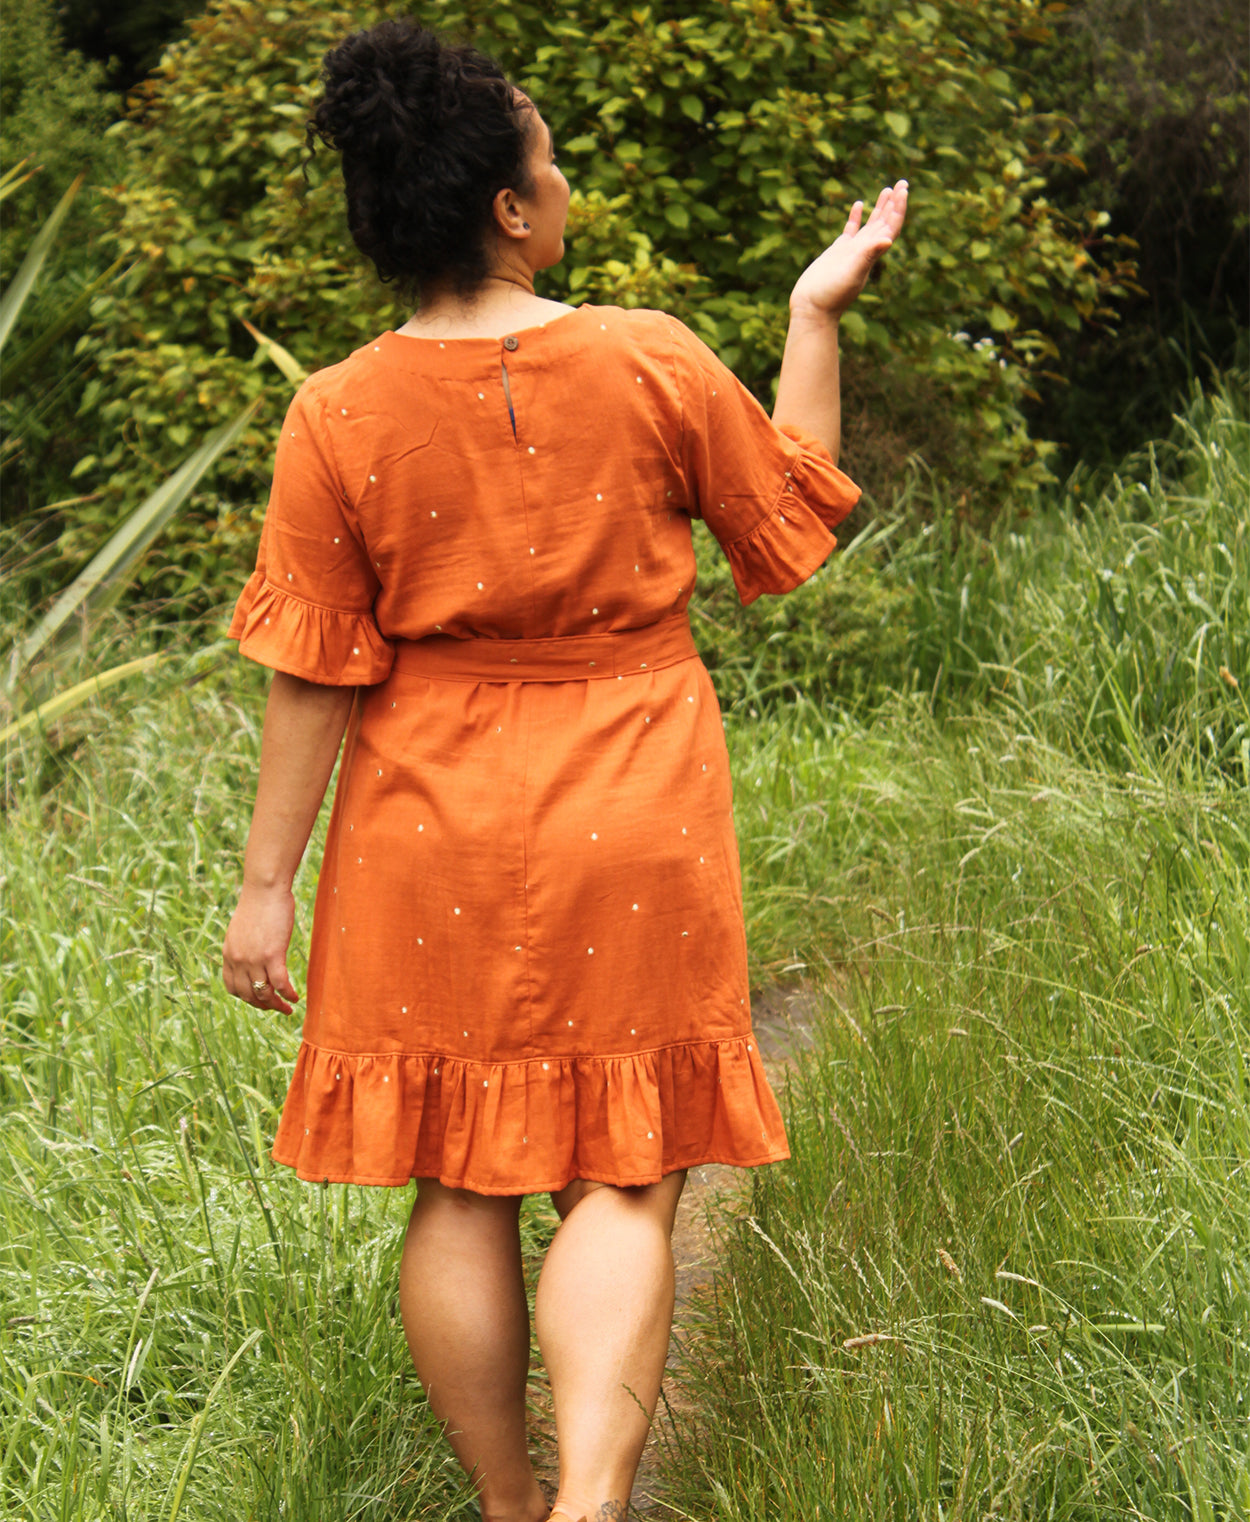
[229,303,859,1193]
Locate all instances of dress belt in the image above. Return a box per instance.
[390,614,698,682]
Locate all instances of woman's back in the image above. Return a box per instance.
[233,304,856,677]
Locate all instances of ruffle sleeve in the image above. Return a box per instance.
[669,322,861,606]
[228,383,395,686]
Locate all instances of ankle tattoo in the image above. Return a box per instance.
[594,1505,627,1522]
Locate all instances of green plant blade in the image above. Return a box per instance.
[0,255,128,399]
[242,318,307,385]
[0,159,39,203]
[0,172,84,354]
[5,396,262,693]
[0,652,166,744]
[164,1329,262,1522]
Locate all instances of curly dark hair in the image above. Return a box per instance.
[307,21,534,297]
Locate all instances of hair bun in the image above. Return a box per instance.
[307,21,534,297]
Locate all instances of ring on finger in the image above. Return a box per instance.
[252,979,272,996]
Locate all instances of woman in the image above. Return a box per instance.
[222,19,905,1522]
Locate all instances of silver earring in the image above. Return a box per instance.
[522,222,530,229]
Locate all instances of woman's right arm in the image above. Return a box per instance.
[772,181,908,463]
[221,672,355,1012]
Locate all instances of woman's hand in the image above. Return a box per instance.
[222,881,300,1013]
[788,180,909,320]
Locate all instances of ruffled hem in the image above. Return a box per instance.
[270,1034,790,1192]
[724,424,862,607]
[228,572,395,686]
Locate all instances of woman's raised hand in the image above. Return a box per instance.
[788,180,908,320]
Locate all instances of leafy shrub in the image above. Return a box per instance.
[63,0,1129,602]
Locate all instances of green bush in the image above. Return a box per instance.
[61,0,1129,602]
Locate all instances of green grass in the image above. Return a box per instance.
[1,376,1246,1517]
[671,699,1249,1518]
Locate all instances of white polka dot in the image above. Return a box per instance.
[263,616,270,625]
[636,375,643,383]
[418,824,423,832]
[369,474,377,483]
[530,546,536,554]
[779,515,786,524]
[305,1127,309,1134]
[463,1030,469,1037]
[667,491,672,499]
[640,662,647,669]
[430,510,437,518]
[433,1067,439,1075]
[632,903,638,910]
[417,937,423,945]
[353,646,360,655]
[336,1072,341,1080]
[591,832,598,840]
[712,390,717,397]
[528,446,536,454]
[702,763,707,771]
[647,1130,654,1138]
[515,945,522,951]
[391,701,396,708]
[542,1062,549,1070]
[600,323,607,330]
[592,607,599,615]
[340,407,347,415]
[682,930,689,937]
[596,492,603,501]
[382,1075,389,1083]
[681,827,687,834]
[631,1028,637,1035]
[587,947,594,955]
[377,768,383,777]
[357,856,362,864]
[482,1078,488,1087]
[290,432,296,438]
[644,716,651,723]
[454,907,461,915]
[333,536,340,544]
[401,1005,407,1013]
[287,573,293,582]
[634,564,640,572]
[373,345,379,352]
[747,1043,754,1052]
[568,1019,574,1026]
[687,695,694,702]
[478,391,485,399]
[522,1135,528,1143]
[435,624,442,631]
[477,581,484,589]
[439,342,445,349]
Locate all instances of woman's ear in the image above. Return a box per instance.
[492,186,530,241]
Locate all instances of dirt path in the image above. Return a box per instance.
[529,981,822,1519]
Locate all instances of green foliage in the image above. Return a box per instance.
[65,0,1130,600]
[1023,0,1249,469]
[0,0,125,540]
[702,376,1248,784]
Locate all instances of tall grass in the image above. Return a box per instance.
[1,378,1245,1517]
[0,662,558,1519]
[664,381,1250,1517]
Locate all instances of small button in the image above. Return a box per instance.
[502,335,519,351]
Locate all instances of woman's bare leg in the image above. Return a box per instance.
[399,1179,548,1522]
[537,1172,687,1520]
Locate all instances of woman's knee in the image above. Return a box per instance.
[549,1170,686,1227]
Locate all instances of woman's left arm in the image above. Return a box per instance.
[222,672,355,1012]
